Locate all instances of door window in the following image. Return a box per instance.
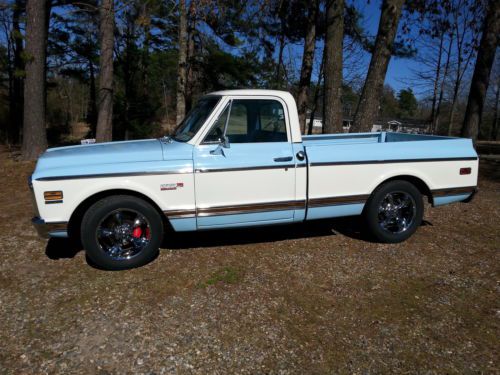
[204,99,288,143]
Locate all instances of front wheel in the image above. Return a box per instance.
[81,195,164,270]
[364,180,423,243]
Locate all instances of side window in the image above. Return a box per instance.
[204,99,288,144]
[257,101,287,141]
[204,104,229,143]
[226,102,248,137]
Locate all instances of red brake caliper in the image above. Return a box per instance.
[132,227,142,238]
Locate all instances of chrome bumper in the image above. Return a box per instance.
[462,187,478,203]
[32,217,68,239]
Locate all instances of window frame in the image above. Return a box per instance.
[198,96,291,145]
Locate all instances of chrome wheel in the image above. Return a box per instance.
[96,209,151,260]
[377,191,416,234]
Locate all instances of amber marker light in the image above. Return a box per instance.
[44,191,63,202]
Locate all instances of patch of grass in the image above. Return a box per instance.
[198,267,242,288]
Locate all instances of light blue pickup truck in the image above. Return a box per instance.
[30,90,479,269]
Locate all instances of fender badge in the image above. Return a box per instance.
[161,182,184,191]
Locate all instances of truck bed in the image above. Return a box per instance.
[302,132,478,163]
[302,132,453,146]
[302,131,478,221]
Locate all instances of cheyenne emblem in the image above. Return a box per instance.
[160,182,184,191]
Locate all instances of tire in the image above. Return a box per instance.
[81,195,163,270]
[364,180,423,243]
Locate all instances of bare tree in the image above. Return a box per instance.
[446,0,481,136]
[95,0,114,142]
[491,79,499,140]
[350,0,405,133]
[461,0,499,141]
[434,34,454,133]
[323,0,344,134]
[176,0,188,125]
[21,0,48,160]
[297,0,318,133]
[7,0,24,145]
[429,33,444,132]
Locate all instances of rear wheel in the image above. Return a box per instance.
[81,195,163,270]
[364,180,423,243]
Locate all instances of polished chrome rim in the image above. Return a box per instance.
[96,209,151,260]
[378,191,416,234]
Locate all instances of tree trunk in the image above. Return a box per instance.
[95,0,114,143]
[446,79,460,136]
[185,0,196,114]
[308,54,325,135]
[323,0,344,134]
[21,0,48,160]
[9,0,24,145]
[491,82,499,140]
[460,0,500,141]
[434,35,453,134]
[87,58,97,135]
[350,0,405,133]
[297,0,318,133]
[176,0,188,125]
[429,33,444,134]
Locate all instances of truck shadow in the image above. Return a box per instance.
[45,237,83,260]
[45,216,433,259]
[163,216,371,250]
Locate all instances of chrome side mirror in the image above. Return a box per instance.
[221,135,230,149]
[210,136,230,156]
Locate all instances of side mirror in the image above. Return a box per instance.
[210,136,230,156]
[221,135,230,149]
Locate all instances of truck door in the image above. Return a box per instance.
[193,97,303,228]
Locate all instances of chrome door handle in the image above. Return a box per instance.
[274,156,293,162]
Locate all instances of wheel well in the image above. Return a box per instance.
[68,189,170,242]
[374,175,432,204]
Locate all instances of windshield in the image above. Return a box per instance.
[172,96,221,142]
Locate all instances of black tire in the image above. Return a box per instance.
[364,180,423,243]
[81,195,163,270]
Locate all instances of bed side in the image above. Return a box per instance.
[304,135,478,220]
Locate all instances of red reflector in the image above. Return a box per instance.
[460,167,471,175]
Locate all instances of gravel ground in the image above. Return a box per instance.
[0,146,498,374]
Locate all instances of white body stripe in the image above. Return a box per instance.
[33,173,195,223]
[308,160,478,200]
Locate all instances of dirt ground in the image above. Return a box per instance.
[0,146,498,374]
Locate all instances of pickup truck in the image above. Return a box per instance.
[30,90,478,270]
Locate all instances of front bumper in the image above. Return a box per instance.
[32,217,68,239]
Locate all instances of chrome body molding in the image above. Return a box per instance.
[45,200,63,204]
[308,194,370,207]
[163,195,375,220]
[164,200,306,219]
[163,208,197,219]
[35,169,193,181]
[431,186,477,197]
[309,157,478,167]
[194,164,296,173]
[196,200,306,217]
[31,217,68,238]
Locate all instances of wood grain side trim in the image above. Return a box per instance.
[431,186,477,197]
[308,194,370,207]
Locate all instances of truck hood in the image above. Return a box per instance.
[32,139,194,180]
